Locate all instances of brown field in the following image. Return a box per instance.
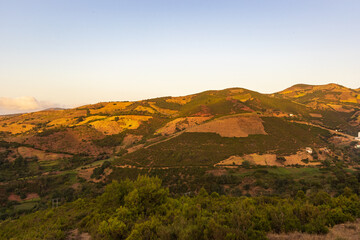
[127,144,145,153]
[216,154,281,166]
[327,104,354,112]
[187,115,266,137]
[156,117,211,135]
[17,147,71,161]
[121,134,143,147]
[216,150,321,166]
[284,151,320,166]
[24,126,110,155]
[8,193,40,202]
[309,113,323,118]
[339,92,358,104]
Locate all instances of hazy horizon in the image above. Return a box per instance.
[1,82,359,115]
[1,0,360,114]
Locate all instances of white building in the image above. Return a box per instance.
[306,147,313,154]
[356,132,360,141]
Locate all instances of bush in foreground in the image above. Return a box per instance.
[1,176,360,240]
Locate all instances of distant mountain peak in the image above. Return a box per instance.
[281,83,350,93]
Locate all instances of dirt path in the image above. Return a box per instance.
[143,131,184,149]
[290,120,356,140]
[143,113,263,150]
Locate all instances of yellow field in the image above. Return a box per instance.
[0,123,34,134]
[134,105,155,113]
[232,93,252,102]
[88,115,152,135]
[293,92,306,98]
[48,117,78,127]
[89,102,132,115]
[77,116,107,125]
[340,98,358,104]
[165,96,193,105]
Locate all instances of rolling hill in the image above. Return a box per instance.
[0,84,359,163]
[1,83,360,225]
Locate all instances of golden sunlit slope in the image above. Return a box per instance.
[274,83,360,133]
[276,83,360,110]
[0,96,185,155]
[0,84,359,160]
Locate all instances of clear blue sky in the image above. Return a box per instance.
[0,0,359,111]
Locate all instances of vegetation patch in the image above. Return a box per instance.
[121,117,330,167]
[1,176,360,240]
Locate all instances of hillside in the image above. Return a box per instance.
[1,84,360,230]
[275,83,360,134]
[0,84,359,163]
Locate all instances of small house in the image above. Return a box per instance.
[306,147,313,154]
[355,132,360,141]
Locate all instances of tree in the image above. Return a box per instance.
[125,176,168,216]
[242,160,251,169]
[98,217,127,239]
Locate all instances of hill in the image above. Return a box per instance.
[0,84,359,162]
[0,84,360,228]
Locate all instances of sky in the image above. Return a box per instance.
[0,0,360,114]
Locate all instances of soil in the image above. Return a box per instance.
[66,229,92,240]
[8,193,39,202]
[156,117,211,136]
[187,115,266,137]
[216,150,321,167]
[17,147,71,161]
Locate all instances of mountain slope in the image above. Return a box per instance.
[1,84,360,221]
[0,84,359,164]
[274,83,360,134]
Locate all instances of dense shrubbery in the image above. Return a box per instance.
[1,176,360,240]
[36,127,66,137]
[93,133,126,147]
[91,161,111,179]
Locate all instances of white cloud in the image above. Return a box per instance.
[0,96,59,114]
